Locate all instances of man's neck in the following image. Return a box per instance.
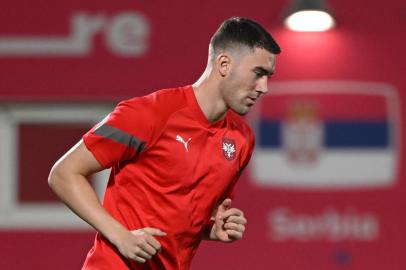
[192,77,228,123]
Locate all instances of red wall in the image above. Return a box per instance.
[0,0,405,269]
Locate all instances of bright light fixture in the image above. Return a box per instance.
[285,10,335,32]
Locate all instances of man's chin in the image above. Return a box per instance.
[231,106,250,116]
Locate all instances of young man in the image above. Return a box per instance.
[49,17,281,270]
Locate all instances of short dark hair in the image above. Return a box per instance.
[210,17,281,57]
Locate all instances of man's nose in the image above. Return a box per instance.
[256,76,269,95]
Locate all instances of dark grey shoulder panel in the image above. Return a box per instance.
[94,124,145,154]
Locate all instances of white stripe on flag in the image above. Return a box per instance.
[252,149,396,189]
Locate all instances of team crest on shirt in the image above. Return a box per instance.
[222,138,237,161]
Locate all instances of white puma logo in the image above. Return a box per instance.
[176,135,192,152]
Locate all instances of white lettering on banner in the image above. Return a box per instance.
[0,12,150,57]
[269,207,379,242]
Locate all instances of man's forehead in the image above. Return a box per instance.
[227,45,276,69]
[249,47,276,69]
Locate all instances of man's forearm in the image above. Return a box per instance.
[48,169,128,246]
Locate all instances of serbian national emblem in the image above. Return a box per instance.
[222,138,237,161]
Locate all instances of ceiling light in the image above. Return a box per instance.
[284,0,336,32]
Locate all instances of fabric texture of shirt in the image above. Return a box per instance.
[82,85,255,270]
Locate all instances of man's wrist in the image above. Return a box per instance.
[209,226,219,241]
[103,222,129,247]
[203,220,217,241]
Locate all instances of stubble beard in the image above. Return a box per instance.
[220,81,251,116]
[225,89,250,115]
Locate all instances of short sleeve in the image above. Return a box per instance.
[83,97,155,168]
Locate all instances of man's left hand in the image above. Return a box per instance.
[210,198,247,242]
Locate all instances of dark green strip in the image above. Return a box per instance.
[94,124,145,154]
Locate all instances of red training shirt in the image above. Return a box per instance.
[82,85,255,270]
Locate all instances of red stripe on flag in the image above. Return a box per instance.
[259,93,387,120]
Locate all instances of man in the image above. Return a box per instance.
[49,17,280,270]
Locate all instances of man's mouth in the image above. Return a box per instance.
[247,96,256,106]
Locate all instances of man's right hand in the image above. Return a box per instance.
[49,142,166,264]
[115,227,166,264]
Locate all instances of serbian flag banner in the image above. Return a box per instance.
[249,81,400,189]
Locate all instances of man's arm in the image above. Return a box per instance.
[48,140,165,263]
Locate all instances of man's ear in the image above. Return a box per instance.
[216,53,231,77]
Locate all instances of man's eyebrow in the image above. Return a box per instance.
[254,66,274,76]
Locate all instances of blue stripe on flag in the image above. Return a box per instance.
[325,121,389,148]
[258,120,389,148]
[258,121,281,147]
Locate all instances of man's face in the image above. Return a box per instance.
[221,47,276,115]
